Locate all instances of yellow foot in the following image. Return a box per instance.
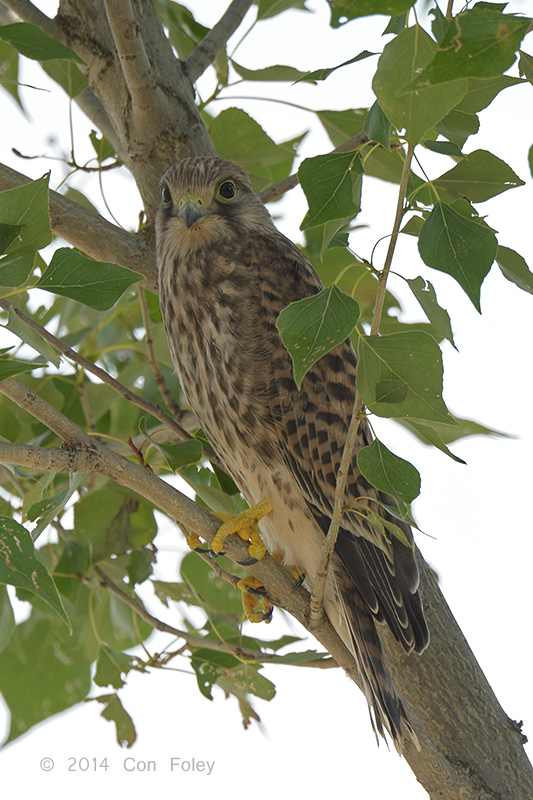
[270,550,306,587]
[186,531,203,550]
[237,577,274,624]
[211,499,273,561]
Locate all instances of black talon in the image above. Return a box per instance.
[237,556,259,566]
[262,605,274,622]
[294,572,306,589]
[246,582,267,597]
[208,548,225,558]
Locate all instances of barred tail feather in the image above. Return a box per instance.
[332,572,419,752]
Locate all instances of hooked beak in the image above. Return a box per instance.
[177,195,211,229]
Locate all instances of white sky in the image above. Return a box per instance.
[0,1,532,798]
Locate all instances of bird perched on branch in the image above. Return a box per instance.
[156,156,429,748]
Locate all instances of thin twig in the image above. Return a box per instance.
[185,0,255,84]
[445,0,454,21]
[137,287,184,420]
[310,142,414,622]
[370,142,414,335]
[0,298,205,454]
[259,131,369,204]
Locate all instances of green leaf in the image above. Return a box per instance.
[139,417,203,471]
[357,439,421,503]
[418,201,498,310]
[41,59,87,98]
[295,51,376,83]
[356,331,454,423]
[180,551,245,617]
[0,39,23,109]
[316,108,367,148]
[0,223,22,253]
[0,585,15,655]
[423,140,463,157]
[93,693,137,748]
[519,49,533,83]
[433,149,524,202]
[4,304,61,367]
[529,144,533,179]
[455,75,524,114]
[178,466,237,515]
[0,22,83,62]
[209,108,296,187]
[399,418,466,462]
[0,174,52,254]
[0,517,71,629]
[89,130,116,163]
[354,509,412,548]
[277,285,360,388]
[94,644,140,689]
[0,355,34,381]
[36,248,142,310]
[410,6,531,86]
[299,151,361,229]
[126,549,155,586]
[0,613,91,743]
[27,472,84,539]
[406,276,455,347]
[435,108,480,148]
[256,0,310,20]
[231,60,311,83]
[364,101,391,148]
[373,25,466,144]
[496,245,533,294]
[0,253,36,286]
[329,0,415,25]
[152,579,197,608]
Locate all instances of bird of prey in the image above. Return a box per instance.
[156,156,429,748]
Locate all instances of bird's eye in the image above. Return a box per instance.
[161,185,172,206]
[218,180,236,201]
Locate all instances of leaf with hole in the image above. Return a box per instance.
[356,331,454,423]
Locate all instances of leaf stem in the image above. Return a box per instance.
[310,142,414,623]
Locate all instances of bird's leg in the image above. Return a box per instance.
[211,499,272,561]
[270,550,306,588]
[209,499,273,623]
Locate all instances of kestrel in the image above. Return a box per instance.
[156,156,429,747]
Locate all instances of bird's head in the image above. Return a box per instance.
[156,157,273,257]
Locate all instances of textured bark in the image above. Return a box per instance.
[0,2,531,797]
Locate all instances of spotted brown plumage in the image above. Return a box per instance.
[156,156,429,747]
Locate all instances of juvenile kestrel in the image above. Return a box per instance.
[156,156,429,747]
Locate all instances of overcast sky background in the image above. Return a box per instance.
[0,1,532,798]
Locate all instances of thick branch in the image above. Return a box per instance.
[103,0,163,138]
[0,161,157,291]
[185,0,255,83]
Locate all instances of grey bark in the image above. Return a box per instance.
[0,2,531,798]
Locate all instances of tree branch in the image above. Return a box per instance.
[2,0,57,36]
[0,161,158,291]
[259,131,369,204]
[103,0,163,139]
[185,0,255,84]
